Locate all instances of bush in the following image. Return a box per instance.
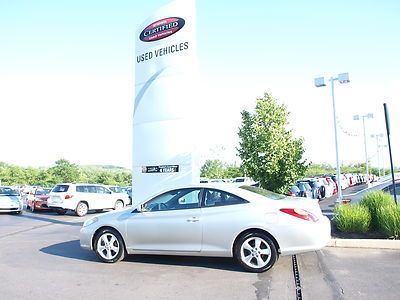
[334,204,371,233]
[359,191,395,230]
[377,205,400,239]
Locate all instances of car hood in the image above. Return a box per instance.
[0,195,21,205]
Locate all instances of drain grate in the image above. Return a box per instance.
[292,255,302,300]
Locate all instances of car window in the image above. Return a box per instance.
[96,186,110,194]
[203,189,248,207]
[239,186,285,200]
[52,185,69,193]
[143,188,201,212]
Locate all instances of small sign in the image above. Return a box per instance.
[142,165,179,173]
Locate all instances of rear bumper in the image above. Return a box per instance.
[279,216,331,256]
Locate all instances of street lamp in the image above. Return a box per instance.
[314,73,350,202]
[353,113,373,185]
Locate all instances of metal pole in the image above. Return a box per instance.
[383,103,397,204]
[331,78,342,201]
[376,135,381,177]
[362,116,369,186]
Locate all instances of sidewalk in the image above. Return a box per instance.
[328,238,400,250]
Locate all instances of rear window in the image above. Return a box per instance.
[52,185,70,193]
[239,186,285,200]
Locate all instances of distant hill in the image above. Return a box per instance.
[80,165,131,172]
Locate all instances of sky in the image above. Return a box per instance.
[1,0,399,170]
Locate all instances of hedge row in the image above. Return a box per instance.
[334,191,399,239]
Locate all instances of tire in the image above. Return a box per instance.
[56,209,67,215]
[75,202,88,217]
[234,231,278,273]
[94,228,126,263]
[114,200,124,210]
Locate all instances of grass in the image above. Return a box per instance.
[334,191,400,239]
[360,191,396,230]
[334,204,371,233]
[377,205,400,239]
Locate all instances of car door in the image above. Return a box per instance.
[200,188,251,253]
[125,188,202,252]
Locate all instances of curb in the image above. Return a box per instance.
[327,238,400,250]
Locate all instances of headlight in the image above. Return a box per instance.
[83,217,98,227]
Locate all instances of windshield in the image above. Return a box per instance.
[239,186,285,200]
[35,189,51,195]
[0,187,19,196]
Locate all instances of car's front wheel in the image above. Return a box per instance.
[75,202,88,217]
[94,228,126,263]
[234,232,278,273]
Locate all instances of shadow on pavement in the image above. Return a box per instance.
[40,240,98,262]
[124,254,243,272]
[18,213,83,227]
[41,240,243,272]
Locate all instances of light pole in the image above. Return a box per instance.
[353,113,373,185]
[371,133,384,177]
[314,73,350,202]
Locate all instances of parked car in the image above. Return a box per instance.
[48,183,130,217]
[316,177,334,198]
[287,185,301,197]
[232,177,257,186]
[296,182,313,198]
[80,184,331,273]
[381,181,400,195]
[298,179,321,199]
[0,186,23,214]
[26,188,52,212]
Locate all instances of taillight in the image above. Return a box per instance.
[288,192,295,197]
[64,194,74,200]
[280,208,318,222]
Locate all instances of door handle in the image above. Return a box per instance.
[186,217,200,222]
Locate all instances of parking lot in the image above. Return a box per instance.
[1,209,399,300]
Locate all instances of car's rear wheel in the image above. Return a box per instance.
[75,202,88,217]
[234,232,277,273]
[114,200,124,210]
[56,209,67,215]
[94,228,126,263]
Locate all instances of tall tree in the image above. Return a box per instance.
[49,159,82,183]
[237,93,308,193]
[200,159,226,179]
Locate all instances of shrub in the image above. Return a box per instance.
[377,205,400,239]
[359,191,395,230]
[334,204,371,233]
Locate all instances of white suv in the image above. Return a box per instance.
[48,183,130,217]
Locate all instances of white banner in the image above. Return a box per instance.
[133,0,199,205]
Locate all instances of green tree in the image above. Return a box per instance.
[200,159,226,179]
[49,159,82,183]
[224,164,243,179]
[237,92,308,193]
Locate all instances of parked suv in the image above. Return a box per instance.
[48,183,130,217]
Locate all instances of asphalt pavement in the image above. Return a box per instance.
[1,209,400,299]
